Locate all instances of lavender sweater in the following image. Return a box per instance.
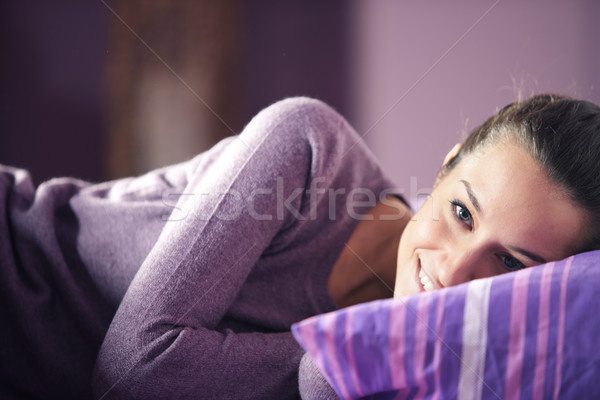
[1,98,397,399]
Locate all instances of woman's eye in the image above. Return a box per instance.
[451,201,472,229]
[500,254,526,271]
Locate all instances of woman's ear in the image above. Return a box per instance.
[434,143,462,187]
[442,143,462,167]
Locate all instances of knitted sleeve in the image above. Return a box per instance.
[92,97,380,399]
[299,352,340,400]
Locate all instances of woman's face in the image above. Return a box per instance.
[394,140,588,298]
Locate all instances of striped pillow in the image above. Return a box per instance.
[292,251,600,399]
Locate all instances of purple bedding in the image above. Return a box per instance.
[292,251,600,399]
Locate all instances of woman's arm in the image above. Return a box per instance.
[70,135,237,307]
[92,97,376,399]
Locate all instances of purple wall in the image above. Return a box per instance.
[0,2,351,183]
[233,1,353,132]
[0,1,107,184]
[352,1,600,206]
[1,1,598,192]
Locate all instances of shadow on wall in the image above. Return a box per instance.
[0,1,107,183]
[0,1,353,184]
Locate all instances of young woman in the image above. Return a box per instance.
[393,94,598,298]
[299,93,600,399]
[0,94,598,399]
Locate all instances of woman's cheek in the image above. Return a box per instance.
[411,201,448,249]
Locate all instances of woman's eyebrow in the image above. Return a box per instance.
[510,246,548,264]
[460,180,481,213]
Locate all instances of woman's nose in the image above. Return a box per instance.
[435,246,480,288]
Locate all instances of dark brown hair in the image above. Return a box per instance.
[445,93,600,252]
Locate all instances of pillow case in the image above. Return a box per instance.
[292,251,600,399]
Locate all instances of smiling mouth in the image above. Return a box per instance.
[418,263,435,292]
